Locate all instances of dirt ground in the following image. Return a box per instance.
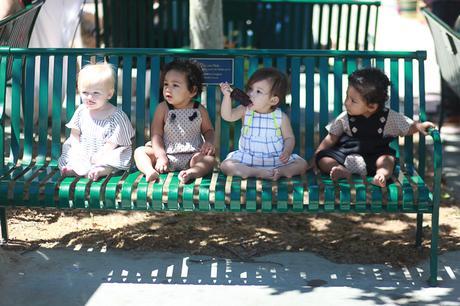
[4,180,460,267]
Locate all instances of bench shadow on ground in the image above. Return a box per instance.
[4,244,460,306]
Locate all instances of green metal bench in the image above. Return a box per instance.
[0,47,441,285]
[93,0,380,50]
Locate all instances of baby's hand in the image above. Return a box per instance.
[155,157,169,173]
[417,121,436,135]
[279,150,291,164]
[219,82,232,97]
[200,142,215,156]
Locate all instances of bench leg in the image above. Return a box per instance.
[0,207,7,243]
[416,213,423,247]
[429,209,440,286]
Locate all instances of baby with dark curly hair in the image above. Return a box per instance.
[314,67,435,187]
[134,59,216,183]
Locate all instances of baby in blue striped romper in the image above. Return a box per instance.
[219,68,308,180]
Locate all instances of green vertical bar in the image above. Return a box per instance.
[362,57,371,68]
[304,57,315,159]
[261,180,272,212]
[0,207,8,241]
[246,178,256,212]
[370,184,383,212]
[376,57,384,70]
[319,57,329,140]
[339,181,351,211]
[23,55,35,164]
[333,57,343,117]
[276,57,287,74]
[390,58,399,111]
[66,55,77,139]
[263,57,272,68]
[323,176,335,211]
[214,173,226,211]
[165,174,179,211]
[276,178,288,212]
[307,171,319,211]
[292,176,304,211]
[230,177,241,212]
[347,57,357,75]
[206,86,216,129]
[136,55,147,148]
[198,177,211,211]
[248,57,258,77]
[122,55,133,117]
[37,55,49,164]
[182,179,195,211]
[108,55,119,106]
[51,55,63,165]
[150,56,160,123]
[291,57,300,153]
[387,182,399,212]
[354,177,366,211]
[10,55,22,165]
[418,57,426,177]
[231,57,246,157]
[404,59,414,168]
[0,55,7,171]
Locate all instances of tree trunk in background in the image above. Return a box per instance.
[189,0,224,49]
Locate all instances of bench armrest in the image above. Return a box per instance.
[427,127,442,209]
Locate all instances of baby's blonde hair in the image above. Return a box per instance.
[77,62,116,93]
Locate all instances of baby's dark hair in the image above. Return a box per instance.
[160,59,204,98]
[348,67,391,111]
[246,67,289,109]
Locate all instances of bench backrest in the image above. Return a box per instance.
[422,8,460,98]
[94,0,380,50]
[0,48,428,176]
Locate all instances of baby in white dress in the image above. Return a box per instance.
[58,62,135,181]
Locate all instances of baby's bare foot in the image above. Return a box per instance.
[145,169,159,182]
[271,169,282,181]
[330,165,351,181]
[371,172,387,187]
[61,166,77,177]
[256,169,275,180]
[178,169,196,183]
[87,166,111,181]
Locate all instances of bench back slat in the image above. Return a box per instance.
[0,48,428,175]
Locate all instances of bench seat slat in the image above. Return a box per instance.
[0,166,434,213]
